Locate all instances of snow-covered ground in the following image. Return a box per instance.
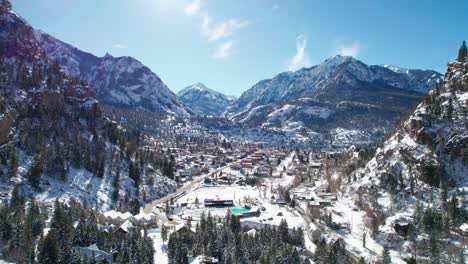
[148,228,168,264]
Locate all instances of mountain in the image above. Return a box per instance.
[177,83,234,116]
[33,30,191,116]
[0,3,176,210]
[343,43,467,262]
[224,55,441,144]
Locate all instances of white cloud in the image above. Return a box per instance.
[184,0,201,16]
[202,16,248,42]
[213,41,234,59]
[112,44,127,49]
[272,4,279,11]
[183,0,248,59]
[288,34,311,71]
[338,43,360,57]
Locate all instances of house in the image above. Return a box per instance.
[309,222,322,243]
[277,197,287,207]
[230,163,242,170]
[191,166,201,176]
[458,223,468,242]
[242,162,253,169]
[256,166,271,177]
[117,220,136,234]
[99,225,115,234]
[78,244,114,263]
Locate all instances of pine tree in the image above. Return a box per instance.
[429,230,440,264]
[112,167,120,202]
[38,230,59,264]
[457,40,467,62]
[161,224,168,245]
[8,149,18,179]
[459,248,466,264]
[381,246,391,264]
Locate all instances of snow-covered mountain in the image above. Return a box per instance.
[343,44,467,262]
[177,83,234,116]
[34,30,191,116]
[224,55,441,144]
[0,4,177,210]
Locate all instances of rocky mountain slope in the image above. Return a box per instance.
[177,83,234,116]
[343,43,467,263]
[0,3,176,211]
[34,30,190,116]
[224,56,441,144]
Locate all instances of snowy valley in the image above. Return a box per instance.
[0,0,466,264]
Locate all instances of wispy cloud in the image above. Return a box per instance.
[338,43,361,57]
[112,43,127,49]
[183,0,248,58]
[202,17,248,42]
[184,0,201,16]
[213,41,234,59]
[288,34,311,71]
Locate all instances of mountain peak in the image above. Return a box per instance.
[178,83,233,116]
[324,54,357,65]
[103,52,113,59]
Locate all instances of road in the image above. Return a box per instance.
[143,165,228,214]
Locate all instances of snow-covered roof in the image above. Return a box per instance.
[119,220,134,233]
[103,210,133,220]
[460,223,468,232]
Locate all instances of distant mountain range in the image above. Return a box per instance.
[177,83,235,116]
[14,12,444,145]
[34,30,191,116]
[223,55,441,144]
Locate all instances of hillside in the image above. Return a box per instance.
[0,3,177,212]
[342,42,467,263]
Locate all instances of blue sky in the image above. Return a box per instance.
[11,0,468,96]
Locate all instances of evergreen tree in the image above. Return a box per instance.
[7,149,18,179]
[161,224,168,245]
[381,246,391,264]
[457,40,467,62]
[459,248,465,264]
[429,230,440,264]
[38,230,59,264]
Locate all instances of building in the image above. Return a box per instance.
[230,163,242,170]
[78,244,114,263]
[204,199,234,207]
[309,222,322,243]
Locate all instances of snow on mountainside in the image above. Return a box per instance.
[34,30,191,116]
[341,44,468,263]
[224,55,441,144]
[0,5,177,210]
[177,82,234,116]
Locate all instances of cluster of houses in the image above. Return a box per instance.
[100,210,158,231]
[72,210,159,263]
[229,148,288,178]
